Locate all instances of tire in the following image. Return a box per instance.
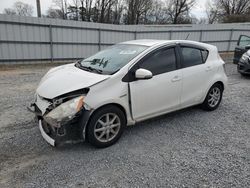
[86,105,126,148]
[201,83,223,111]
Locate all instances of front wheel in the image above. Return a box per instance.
[201,83,223,111]
[86,105,126,148]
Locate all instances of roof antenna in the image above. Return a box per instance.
[185,33,190,40]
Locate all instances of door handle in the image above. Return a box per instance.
[171,76,181,82]
[206,66,212,71]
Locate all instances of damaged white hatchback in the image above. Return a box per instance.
[29,39,228,148]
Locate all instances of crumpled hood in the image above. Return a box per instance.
[36,63,110,99]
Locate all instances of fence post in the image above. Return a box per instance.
[98,28,101,51]
[169,30,172,40]
[134,31,137,40]
[49,25,54,63]
[227,29,233,52]
[199,30,203,42]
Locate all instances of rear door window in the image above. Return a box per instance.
[180,47,204,68]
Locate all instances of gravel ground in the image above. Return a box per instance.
[0,63,249,188]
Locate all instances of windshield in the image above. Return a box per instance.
[77,44,148,75]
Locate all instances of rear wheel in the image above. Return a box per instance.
[86,105,126,148]
[202,83,223,111]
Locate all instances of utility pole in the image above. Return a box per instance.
[36,0,41,17]
[81,0,84,21]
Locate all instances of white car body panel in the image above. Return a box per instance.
[36,63,110,99]
[35,39,228,127]
[130,69,182,120]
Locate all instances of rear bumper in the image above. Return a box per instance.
[238,62,250,74]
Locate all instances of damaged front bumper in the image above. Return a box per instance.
[28,103,91,147]
[39,119,55,146]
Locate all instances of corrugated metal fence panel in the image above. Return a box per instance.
[53,44,98,59]
[202,30,232,42]
[172,31,200,40]
[52,27,99,43]
[1,14,250,63]
[137,32,171,40]
[101,31,134,44]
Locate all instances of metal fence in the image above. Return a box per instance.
[0,14,250,64]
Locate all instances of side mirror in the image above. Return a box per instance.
[135,68,153,80]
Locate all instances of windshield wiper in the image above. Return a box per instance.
[81,66,103,74]
[75,61,103,74]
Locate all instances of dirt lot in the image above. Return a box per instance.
[0,63,249,188]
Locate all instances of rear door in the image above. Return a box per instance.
[233,35,250,64]
[178,45,211,108]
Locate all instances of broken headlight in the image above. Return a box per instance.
[44,96,84,126]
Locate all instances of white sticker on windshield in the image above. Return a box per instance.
[119,50,137,55]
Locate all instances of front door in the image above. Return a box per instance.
[129,46,182,121]
[233,35,250,64]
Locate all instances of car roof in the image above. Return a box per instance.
[120,39,215,50]
[120,39,168,46]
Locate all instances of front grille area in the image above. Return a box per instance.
[238,65,244,70]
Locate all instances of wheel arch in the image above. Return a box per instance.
[91,103,127,123]
[213,81,224,91]
[202,80,225,104]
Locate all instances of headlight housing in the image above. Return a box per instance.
[44,96,84,126]
[241,53,250,64]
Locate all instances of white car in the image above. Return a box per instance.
[29,39,228,148]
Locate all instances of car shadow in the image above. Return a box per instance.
[56,105,205,151]
[125,105,203,131]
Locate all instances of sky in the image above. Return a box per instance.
[0,0,208,19]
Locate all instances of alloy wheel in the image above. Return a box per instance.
[208,87,221,108]
[94,113,121,143]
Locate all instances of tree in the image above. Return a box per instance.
[71,0,80,20]
[3,8,17,15]
[67,5,79,20]
[53,0,68,19]
[3,1,34,16]
[79,0,94,22]
[145,0,169,24]
[206,0,219,24]
[85,0,94,21]
[165,0,195,24]
[46,8,64,19]
[212,0,250,22]
[42,0,200,24]
[126,0,153,24]
[14,1,34,16]
[216,0,250,15]
[112,0,125,24]
[97,0,116,23]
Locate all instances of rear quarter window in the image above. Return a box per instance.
[201,50,209,63]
